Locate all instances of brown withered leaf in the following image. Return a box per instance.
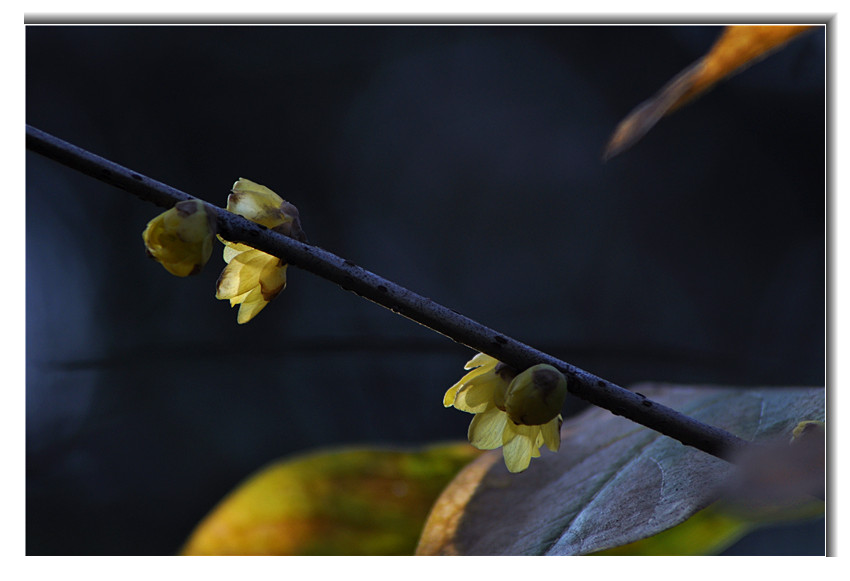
[416,384,824,556]
[604,25,815,160]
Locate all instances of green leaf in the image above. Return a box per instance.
[181,442,481,555]
[591,503,752,556]
[416,384,824,555]
[591,500,823,556]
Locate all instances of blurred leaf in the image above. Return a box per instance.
[592,499,823,556]
[604,25,814,159]
[720,418,825,512]
[595,413,825,556]
[416,384,824,555]
[181,442,481,555]
[591,503,751,556]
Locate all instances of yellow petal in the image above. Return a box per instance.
[502,433,534,473]
[452,364,493,390]
[236,287,270,324]
[453,377,499,414]
[468,407,508,450]
[541,415,562,452]
[464,353,498,371]
[443,369,486,411]
[229,290,252,307]
[258,258,287,301]
[142,200,215,277]
[443,383,461,407]
[231,178,284,205]
[503,422,537,445]
[501,418,519,445]
[216,250,275,299]
[221,239,254,264]
[227,178,294,229]
[444,353,503,408]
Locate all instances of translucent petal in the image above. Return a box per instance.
[222,244,243,264]
[464,352,498,371]
[504,421,537,445]
[444,366,490,408]
[541,415,562,452]
[502,434,534,473]
[232,177,284,202]
[453,377,498,414]
[199,233,213,265]
[535,430,544,449]
[443,383,461,407]
[216,264,250,299]
[451,364,492,391]
[229,290,251,307]
[236,287,269,324]
[502,419,519,445]
[258,259,287,301]
[174,201,215,244]
[215,250,272,299]
[228,178,289,229]
[218,236,254,262]
[468,407,508,450]
[142,213,165,240]
[142,202,213,278]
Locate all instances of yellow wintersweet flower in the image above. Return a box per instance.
[444,354,566,473]
[216,178,305,324]
[142,199,215,277]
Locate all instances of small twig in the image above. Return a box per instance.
[26,124,750,461]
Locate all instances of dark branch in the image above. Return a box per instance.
[26,124,750,461]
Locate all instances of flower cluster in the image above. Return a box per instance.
[216,178,306,324]
[444,353,567,473]
[142,199,216,277]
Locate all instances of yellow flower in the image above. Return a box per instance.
[224,178,306,239]
[216,178,305,324]
[142,199,215,277]
[444,354,566,473]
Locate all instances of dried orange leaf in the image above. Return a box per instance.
[180,443,481,556]
[604,25,814,159]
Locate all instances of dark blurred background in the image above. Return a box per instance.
[25,25,825,555]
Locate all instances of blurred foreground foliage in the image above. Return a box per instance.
[605,25,815,158]
[592,499,824,556]
[182,386,823,556]
[181,443,481,555]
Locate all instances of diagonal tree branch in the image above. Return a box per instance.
[26,124,750,461]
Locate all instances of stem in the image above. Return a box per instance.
[26,124,750,461]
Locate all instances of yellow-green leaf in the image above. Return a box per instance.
[180,443,481,556]
[591,499,823,556]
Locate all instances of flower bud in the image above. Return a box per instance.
[216,178,304,323]
[491,362,517,411]
[142,199,215,277]
[227,178,306,242]
[504,364,567,426]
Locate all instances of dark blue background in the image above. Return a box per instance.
[26,25,825,555]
